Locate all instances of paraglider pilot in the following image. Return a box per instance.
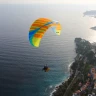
[42,64,49,72]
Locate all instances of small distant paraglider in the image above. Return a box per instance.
[29,18,61,47]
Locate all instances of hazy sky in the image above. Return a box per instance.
[1,0,96,4]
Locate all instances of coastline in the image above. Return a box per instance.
[50,74,70,96]
[50,61,74,96]
[51,38,96,96]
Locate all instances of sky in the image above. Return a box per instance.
[1,0,96,4]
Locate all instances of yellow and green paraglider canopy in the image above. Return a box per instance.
[29,18,61,47]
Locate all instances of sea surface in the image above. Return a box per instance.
[0,4,96,96]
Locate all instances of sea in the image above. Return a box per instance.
[0,4,96,96]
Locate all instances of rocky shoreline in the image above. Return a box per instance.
[52,38,96,96]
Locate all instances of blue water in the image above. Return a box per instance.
[0,4,96,96]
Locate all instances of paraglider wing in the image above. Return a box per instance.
[29,18,61,47]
